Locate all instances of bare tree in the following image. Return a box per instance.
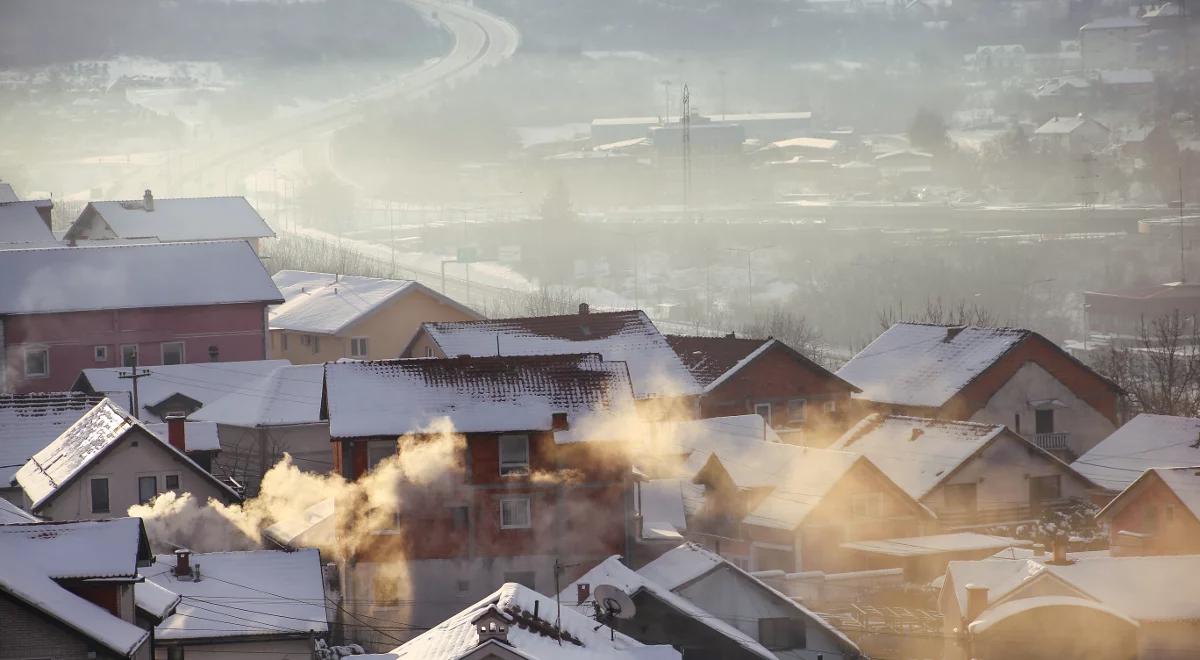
[877,296,1007,330]
[734,308,830,368]
[1091,312,1200,417]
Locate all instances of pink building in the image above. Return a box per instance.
[0,240,283,393]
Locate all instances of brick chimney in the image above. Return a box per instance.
[1049,536,1072,565]
[143,189,154,211]
[576,583,591,605]
[552,412,570,431]
[578,302,590,316]
[965,584,989,622]
[165,413,186,452]
[1032,543,1045,557]
[174,548,192,577]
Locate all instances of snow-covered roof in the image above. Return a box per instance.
[0,392,104,485]
[666,334,770,387]
[143,420,222,452]
[1097,466,1200,524]
[269,270,478,335]
[0,182,17,202]
[968,595,1138,635]
[0,517,150,579]
[0,241,283,315]
[561,556,774,660]
[135,579,182,620]
[0,200,55,243]
[1098,68,1154,85]
[1035,115,1109,135]
[740,447,866,529]
[765,136,840,150]
[14,399,238,510]
[191,363,325,427]
[141,548,328,641]
[836,323,1031,407]
[841,532,1031,557]
[79,360,292,421]
[830,415,1006,500]
[1080,16,1147,30]
[322,354,636,438]
[76,196,275,242]
[263,497,335,549]
[638,479,688,540]
[391,581,680,660]
[1071,414,1200,491]
[0,497,37,523]
[420,310,700,397]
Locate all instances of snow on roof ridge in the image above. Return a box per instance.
[702,338,778,393]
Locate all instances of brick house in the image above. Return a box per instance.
[837,323,1124,460]
[666,334,859,443]
[0,518,153,660]
[0,241,283,394]
[320,353,639,646]
[1097,467,1200,556]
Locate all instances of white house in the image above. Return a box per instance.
[1079,16,1149,71]
[13,399,239,520]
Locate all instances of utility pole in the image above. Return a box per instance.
[1180,167,1187,283]
[718,69,728,120]
[118,367,152,418]
[660,80,672,123]
[726,246,762,308]
[681,83,692,210]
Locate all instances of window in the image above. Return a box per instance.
[1014,413,1022,434]
[424,346,434,357]
[787,399,807,423]
[367,440,396,471]
[374,574,400,605]
[503,571,536,589]
[450,505,469,530]
[823,400,837,413]
[138,476,158,504]
[121,344,139,368]
[1030,475,1061,502]
[850,492,882,518]
[94,345,109,362]
[499,434,530,476]
[759,618,806,651]
[456,579,470,593]
[313,336,320,353]
[207,345,219,362]
[281,333,288,351]
[164,474,181,492]
[161,342,185,365]
[1035,409,1055,434]
[350,337,369,358]
[944,483,978,512]
[24,347,48,378]
[754,403,772,425]
[168,647,185,660]
[300,334,312,346]
[91,478,110,513]
[500,496,531,529]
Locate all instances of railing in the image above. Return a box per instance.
[1034,432,1070,451]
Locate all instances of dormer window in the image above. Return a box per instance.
[472,606,511,645]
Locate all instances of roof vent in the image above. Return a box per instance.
[579,302,590,316]
[944,325,966,342]
[909,428,924,441]
[143,189,154,212]
[725,332,736,339]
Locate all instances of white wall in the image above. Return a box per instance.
[970,361,1116,458]
[156,638,313,660]
[37,427,232,520]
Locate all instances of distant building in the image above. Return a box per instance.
[1083,280,1200,339]
[13,399,239,520]
[829,415,1096,528]
[1079,16,1149,70]
[0,241,283,393]
[1097,467,1200,556]
[1072,414,1200,493]
[970,44,1027,73]
[0,199,55,244]
[1033,115,1110,154]
[666,335,859,441]
[65,190,275,253]
[269,270,480,364]
[0,518,153,660]
[874,149,934,180]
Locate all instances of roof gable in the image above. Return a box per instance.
[0,200,55,243]
[74,196,274,242]
[1097,467,1200,524]
[0,241,283,315]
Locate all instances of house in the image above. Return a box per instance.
[404,304,701,400]
[378,582,681,659]
[65,191,275,252]
[1072,414,1200,494]
[1032,77,1092,117]
[1079,16,1149,71]
[0,198,55,244]
[322,353,639,645]
[76,360,291,421]
[873,149,933,180]
[269,270,481,364]
[1083,281,1200,340]
[0,517,153,660]
[666,335,859,442]
[142,417,222,473]
[0,392,103,504]
[13,399,239,520]
[0,241,283,393]
[829,415,1096,528]
[836,323,1123,459]
[839,532,1032,582]
[137,548,328,658]
[563,543,864,660]
[1033,115,1110,154]
[940,552,1200,659]
[1096,467,1200,556]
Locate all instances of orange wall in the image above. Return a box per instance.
[1109,475,1200,555]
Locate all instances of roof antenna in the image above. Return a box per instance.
[1180,166,1187,284]
[496,334,501,357]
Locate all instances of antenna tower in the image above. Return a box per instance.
[681,83,692,210]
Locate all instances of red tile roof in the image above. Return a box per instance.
[665,335,769,386]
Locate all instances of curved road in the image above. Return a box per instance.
[92,0,518,200]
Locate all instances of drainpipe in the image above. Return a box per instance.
[0,318,6,393]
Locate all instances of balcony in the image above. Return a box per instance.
[1034,432,1070,451]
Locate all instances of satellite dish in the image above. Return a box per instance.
[592,584,637,620]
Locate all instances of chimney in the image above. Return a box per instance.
[552,412,570,431]
[578,302,590,316]
[909,428,924,441]
[174,548,192,577]
[143,189,154,212]
[965,584,989,622]
[1032,543,1045,557]
[1050,536,1071,565]
[576,583,591,605]
[944,325,966,342]
[165,413,186,452]
[725,332,736,339]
